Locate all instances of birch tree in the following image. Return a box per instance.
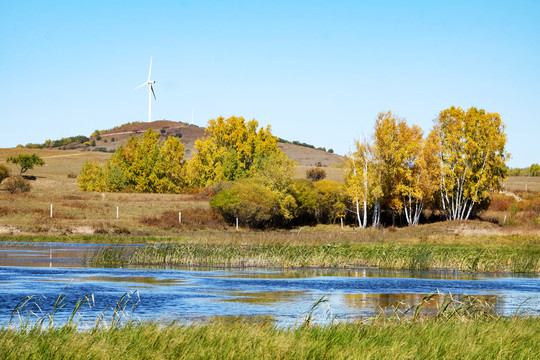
[345,139,371,228]
[431,106,507,220]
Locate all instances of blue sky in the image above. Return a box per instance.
[1,0,538,167]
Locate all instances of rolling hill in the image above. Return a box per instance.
[73,120,344,167]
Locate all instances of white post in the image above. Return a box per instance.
[341,218,343,230]
[503,215,507,225]
[236,218,238,230]
[179,211,182,223]
[116,206,119,219]
[50,204,53,218]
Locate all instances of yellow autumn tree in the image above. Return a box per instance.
[371,111,437,226]
[345,138,373,228]
[431,106,508,220]
[187,116,282,187]
[78,129,187,193]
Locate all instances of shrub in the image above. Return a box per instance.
[210,180,280,228]
[140,209,227,230]
[160,129,166,134]
[0,164,10,183]
[175,133,183,138]
[306,167,327,181]
[488,194,514,212]
[4,176,31,194]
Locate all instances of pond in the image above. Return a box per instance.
[1,242,539,327]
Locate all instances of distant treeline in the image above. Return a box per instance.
[278,138,334,153]
[507,164,540,176]
[19,135,90,150]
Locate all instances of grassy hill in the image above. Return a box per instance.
[27,120,343,167]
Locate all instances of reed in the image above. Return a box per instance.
[89,242,540,273]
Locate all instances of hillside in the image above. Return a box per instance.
[81,120,344,167]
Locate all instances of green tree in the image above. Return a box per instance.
[187,116,281,187]
[7,154,45,175]
[431,107,508,220]
[530,164,540,177]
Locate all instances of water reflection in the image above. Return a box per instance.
[343,293,499,316]
[0,242,539,327]
[82,276,187,286]
[219,290,306,304]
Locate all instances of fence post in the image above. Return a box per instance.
[116,206,119,219]
[179,212,182,223]
[236,218,239,230]
[50,204,53,219]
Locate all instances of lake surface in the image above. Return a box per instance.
[1,242,539,327]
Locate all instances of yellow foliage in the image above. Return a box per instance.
[188,116,281,187]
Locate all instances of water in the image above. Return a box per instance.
[1,242,539,327]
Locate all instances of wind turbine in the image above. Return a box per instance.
[135,57,156,122]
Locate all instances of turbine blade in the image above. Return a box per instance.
[134,82,147,90]
[150,85,156,100]
[148,56,153,81]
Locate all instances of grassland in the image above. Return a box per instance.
[502,176,540,192]
[2,318,538,360]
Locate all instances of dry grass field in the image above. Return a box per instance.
[502,176,540,192]
[0,147,343,235]
[0,145,538,236]
[0,148,224,235]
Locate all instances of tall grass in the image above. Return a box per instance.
[1,293,538,360]
[89,242,540,273]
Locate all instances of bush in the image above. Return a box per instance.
[210,180,280,228]
[0,164,10,183]
[306,167,327,181]
[4,176,31,194]
[160,129,166,134]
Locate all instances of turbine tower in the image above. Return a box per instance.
[135,57,156,122]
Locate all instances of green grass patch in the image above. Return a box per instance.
[1,317,538,359]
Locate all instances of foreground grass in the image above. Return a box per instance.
[1,318,539,359]
[89,241,540,273]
